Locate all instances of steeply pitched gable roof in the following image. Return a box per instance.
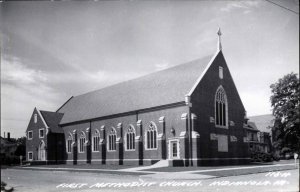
[58,52,221,125]
[40,110,64,133]
[248,114,274,133]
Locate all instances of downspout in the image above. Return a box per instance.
[185,95,193,166]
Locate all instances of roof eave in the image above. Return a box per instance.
[37,109,49,129]
[186,50,221,97]
[59,101,186,126]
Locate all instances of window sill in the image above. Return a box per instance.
[145,148,158,151]
[215,125,228,129]
[125,149,136,152]
[170,157,180,159]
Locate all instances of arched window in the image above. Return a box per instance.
[66,133,72,153]
[108,128,116,151]
[38,140,46,161]
[145,122,157,149]
[78,131,86,153]
[215,86,228,127]
[92,129,100,152]
[125,125,135,151]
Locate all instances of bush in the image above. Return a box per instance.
[250,151,274,162]
[1,181,14,192]
[272,153,280,161]
[262,153,273,162]
[1,156,20,166]
[281,147,291,154]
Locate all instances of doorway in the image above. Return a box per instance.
[169,140,179,159]
[38,141,46,161]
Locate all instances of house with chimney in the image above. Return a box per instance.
[0,132,18,164]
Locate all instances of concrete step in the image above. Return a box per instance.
[150,159,169,168]
[120,160,169,172]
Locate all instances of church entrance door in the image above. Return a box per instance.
[169,140,179,159]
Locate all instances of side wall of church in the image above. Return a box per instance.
[62,105,189,165]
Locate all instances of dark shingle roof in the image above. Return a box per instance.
[58,53,218,124]
[248,114,274,133]
[40,111,64,133]
[247,121,259,131]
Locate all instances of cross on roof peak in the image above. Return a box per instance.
[217,27,222,51]
[217,27,222,36]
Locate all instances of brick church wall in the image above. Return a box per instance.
[190,52,250,165]
[61,105,188,165]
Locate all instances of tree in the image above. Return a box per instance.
[270,73,300,153]
[14,137,26,157]
[16,137,26,146]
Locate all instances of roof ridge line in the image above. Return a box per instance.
[37,109,49,129]
[56,96,74,112]
[73,54,214,98]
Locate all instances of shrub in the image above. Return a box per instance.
[250,151,274,162]
[1,181,14,192]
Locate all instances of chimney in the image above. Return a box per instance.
[7,132,10,141]
[244,111,249,124]
[4,132,5,138]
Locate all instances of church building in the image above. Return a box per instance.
[26,30,250,166]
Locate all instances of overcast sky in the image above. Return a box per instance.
[1,0,299,138]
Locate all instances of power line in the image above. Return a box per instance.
[265,0,299,15]
[1,118,28,122]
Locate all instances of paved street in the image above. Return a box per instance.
[1,164,299,192]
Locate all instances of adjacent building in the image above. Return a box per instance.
[244,120,272,153]
[248,114,274,153]
[25,110,64,164]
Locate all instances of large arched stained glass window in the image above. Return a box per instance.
[215,86,228,127]
[78,131,86,153]
[66,133,72,153]
[92,129,100,152]
[126,125,135,151]
[108,128,116,151]
[146,122,157,149]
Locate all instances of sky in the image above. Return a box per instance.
[1,0,299,138]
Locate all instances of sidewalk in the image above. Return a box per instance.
[10,159,299,179]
